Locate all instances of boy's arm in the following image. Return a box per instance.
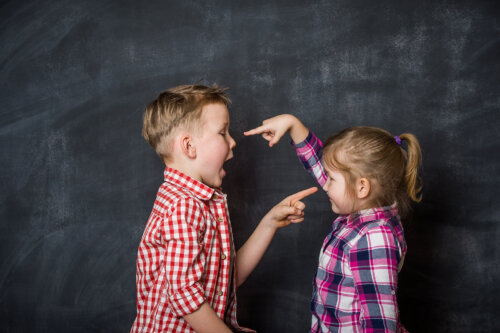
[165,198,231,331]
[236,187,318,286]
[349,226,400,332]
[245,114,327,187]
[183,303,232,333]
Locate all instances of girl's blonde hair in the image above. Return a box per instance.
[322,126,422,217]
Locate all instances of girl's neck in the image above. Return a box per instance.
[348,201,397,216]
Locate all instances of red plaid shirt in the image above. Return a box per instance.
[131,167,251,332]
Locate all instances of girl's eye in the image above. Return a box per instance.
[220,131,226,136]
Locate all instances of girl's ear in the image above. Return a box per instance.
[179,133,196,158]
[357,177,371,199]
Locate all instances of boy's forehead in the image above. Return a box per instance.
[200,103,230,122]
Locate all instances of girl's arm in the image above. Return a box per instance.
[236,186,317,286]
[349,226,401,332]
[244,114,309,145]
[245,114,327,187]
[291,130,327,187]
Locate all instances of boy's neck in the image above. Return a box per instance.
[164,159,203,185]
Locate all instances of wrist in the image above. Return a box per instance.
[289,117,308,143]
[261,213,279,232]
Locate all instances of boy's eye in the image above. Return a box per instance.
[219,131,226,136]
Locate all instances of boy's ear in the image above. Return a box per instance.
[357,177,371,199]
[179,133,196,158]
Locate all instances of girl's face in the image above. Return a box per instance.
[322,165,355,215]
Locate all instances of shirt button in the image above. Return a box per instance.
[221,254,226,260]
[218,290,223,296]
[391,290,396,295]
[218,217,224,222]
[213,194,219,200]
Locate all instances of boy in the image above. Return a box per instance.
[130,84,317,332]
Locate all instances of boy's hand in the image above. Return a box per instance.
[236,186,318,286]
[264,187,318,229]
[244,114,307,147]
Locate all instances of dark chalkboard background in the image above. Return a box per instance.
[1,1,499,332]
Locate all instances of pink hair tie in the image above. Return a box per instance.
[395,136,402,146]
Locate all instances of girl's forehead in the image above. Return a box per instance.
[323,163,341,174]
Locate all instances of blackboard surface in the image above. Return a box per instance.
[1,1,499,332]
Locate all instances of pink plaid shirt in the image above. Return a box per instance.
[293,132,408,332]
[131,167,252,333]
[311,206,407,332]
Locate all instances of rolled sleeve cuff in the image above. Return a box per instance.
[289,130,314,149]
[168,282,206,317]
[290,131,327,187]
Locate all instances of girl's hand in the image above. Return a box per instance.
[263,187,318,229]
[244,114,307,147]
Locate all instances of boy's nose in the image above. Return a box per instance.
[229,134,236,149]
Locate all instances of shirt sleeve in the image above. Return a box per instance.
[348,225,400,332]
[162,197,207,317]
[290,130,327,187]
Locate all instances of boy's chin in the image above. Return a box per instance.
[200,170,226,188]
[216,169,226,186]
[208,175,224,189]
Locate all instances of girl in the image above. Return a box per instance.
[245,114,422,332]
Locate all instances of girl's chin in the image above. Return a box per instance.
[330,204,343,215]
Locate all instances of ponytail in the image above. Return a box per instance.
[399,133,423,202]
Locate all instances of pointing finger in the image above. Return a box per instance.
[289,187,318,206]
[244,125,269,136]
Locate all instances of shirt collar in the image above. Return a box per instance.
[337,203,399,226]
[163,167,223,201]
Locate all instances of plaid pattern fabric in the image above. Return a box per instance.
[131,167,252,333]
[311,206,407,332]
[290,131,327,187]
[293,132,408,332]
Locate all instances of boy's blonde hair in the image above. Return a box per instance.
[323,126,422,217]
[142,84,231,160]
